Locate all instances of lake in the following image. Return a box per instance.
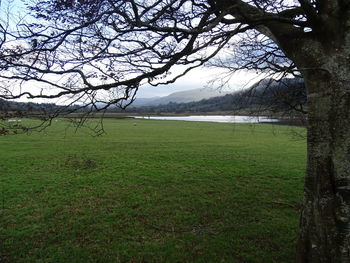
[132,115,279,123]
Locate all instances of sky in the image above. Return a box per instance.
[136,67,262,98]
[1,0,266,102]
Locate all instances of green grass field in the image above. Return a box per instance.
[0,118,306,262]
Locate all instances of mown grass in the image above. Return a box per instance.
[0,118,306,262]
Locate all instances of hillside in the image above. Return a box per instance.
[132,87,229,106]
[0,78,306,116]
[0,99,61,113]
[116,78,306,114]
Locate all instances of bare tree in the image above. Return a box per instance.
[1,0,350,261]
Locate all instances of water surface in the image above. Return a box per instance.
[132,115,279,123]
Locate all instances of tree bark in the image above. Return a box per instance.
[297,65,350,262]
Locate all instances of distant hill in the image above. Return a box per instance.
[119,78,306,114]
[0,98,58,112]
[0,98,79,116]
[132,87,229,106]
[0,78,306,116]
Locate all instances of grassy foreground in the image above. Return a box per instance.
[0,119,306,262]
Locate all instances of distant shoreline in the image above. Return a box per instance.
[62,112,306,127]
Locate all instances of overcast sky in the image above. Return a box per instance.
[2,0,266,102]
[137,67,262,98]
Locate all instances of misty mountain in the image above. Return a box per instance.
[132,87,229,106]
[120,78,306,114]
[0,78,306,116]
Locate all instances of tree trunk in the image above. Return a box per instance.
[297,68,350,262]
